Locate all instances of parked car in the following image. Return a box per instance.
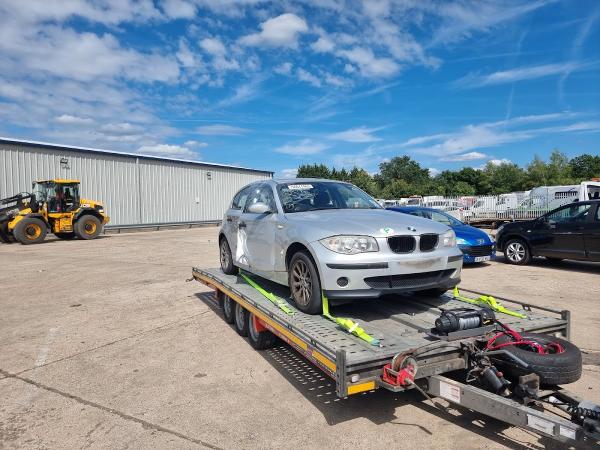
[496,200,600,265]
[388,206,495,263]
[219,179,464,314]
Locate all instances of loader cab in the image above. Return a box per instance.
[33,180,81,213]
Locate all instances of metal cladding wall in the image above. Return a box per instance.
[0,140,272,226]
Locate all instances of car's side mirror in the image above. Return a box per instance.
[247,202,272,214]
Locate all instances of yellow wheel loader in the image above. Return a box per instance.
[0,179,109,245]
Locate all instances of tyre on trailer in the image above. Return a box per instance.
[55,232,76,240]
[288,251,322,315]
[219,292,235,324]
[14,217,47,245]
[234,302,249,336]
[503,238,531,265]
[247,312,277,350]
[491,332,582,385]
[74,215,102,240]
[219,237,237,275]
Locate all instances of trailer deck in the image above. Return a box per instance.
[192,267,599,445]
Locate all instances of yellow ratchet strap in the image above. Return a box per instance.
[453,287,527,319]
[322,294,381,347]
[240,273,295,315]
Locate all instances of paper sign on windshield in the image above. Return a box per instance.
[287,184,313,190]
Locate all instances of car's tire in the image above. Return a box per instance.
[491,333,582,385]
[14,217,47,245]
[55,232,76,240]
[234,302,249,336]
[415,288,448,297]
[247,312,277,350]
[75,215,102,240]
[288,251,322,315]
[503,238,531,265]
[221,294,235,324]
[219,237,237,275]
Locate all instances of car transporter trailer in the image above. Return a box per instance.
[192,267,600,446]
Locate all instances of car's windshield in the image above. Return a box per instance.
[277,181,381,213]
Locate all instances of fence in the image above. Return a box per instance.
[379,188,582,225]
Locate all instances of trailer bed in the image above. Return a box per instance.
[193,267,569,396]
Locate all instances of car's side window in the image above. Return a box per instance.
[546,204,591,224]
[596,206,600,221]
[231,186,252,210]
[431,211,452,226]
[244,184,277,213]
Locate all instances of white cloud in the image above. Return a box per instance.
[337,47,399,78]
[297,68,321,87]
[311,36,335,53]
[442,151,488,161]
[274,139,328,155]
[200,37,226,56]
[55,114,94,125]
[277,168,298,179]
[137,143,197,159]
[199,37,239,72]
[488,158,512,166]
[99,122,143,136]
[428,167,441,177]
[328,126,383,143]
[161,0,196,19]
[184,140,208,148]
[458,62,588,87]
[195,124,249,135]
[176,39,201,68]
[274,62,293,75]
[239,13,308,48]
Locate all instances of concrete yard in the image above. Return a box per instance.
[1,227,599,449]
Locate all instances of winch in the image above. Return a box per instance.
[435,307,495,334]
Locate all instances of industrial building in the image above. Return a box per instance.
[0,137,272,227]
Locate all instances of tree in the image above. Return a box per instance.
[483,162,527,194]
[296,164,330,179]
[570,154,600,179]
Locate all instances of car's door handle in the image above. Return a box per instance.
[238,221,246,228]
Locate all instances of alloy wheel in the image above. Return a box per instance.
[220,241,230,269]
[291,260,312,307]
[506,242,525,263]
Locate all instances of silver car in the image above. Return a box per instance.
[219,179,463,314]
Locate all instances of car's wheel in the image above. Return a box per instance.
[55,232,76,240]
[14,217,47,245]
[288,251,322,315]
[491,333,582,385]
[219,238,237,275]
[217,291,235,324]
[247,312,277,350]
[234,302,249,336]
[503,238,531,265]
[75,215,102,240]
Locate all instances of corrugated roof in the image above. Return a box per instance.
[0,136,273,175]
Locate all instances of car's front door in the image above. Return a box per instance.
[583,204,600,261]
[535,203,592,259]
[239,183,278,275]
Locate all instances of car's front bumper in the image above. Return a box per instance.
[310,240,463,300]
[459,244,496,264]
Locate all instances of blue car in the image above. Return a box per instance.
[387,206,496,264]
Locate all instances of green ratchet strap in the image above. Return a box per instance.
[240,273,295,315]
[453,287,527,319]
[322,294,381,347]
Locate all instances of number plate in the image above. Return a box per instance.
[474,256,491,262]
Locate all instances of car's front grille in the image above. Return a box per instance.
[364,269,454,290]
[419,234,438,251]
[461,245,494,257]
[387,236,416,253]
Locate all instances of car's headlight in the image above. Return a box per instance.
[319,235,379,254]
[440,230,456,247]
[456,237,467,245]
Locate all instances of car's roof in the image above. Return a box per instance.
[389,206,439,213]
[272,178,350,184]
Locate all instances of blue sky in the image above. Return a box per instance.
[0,0,598,178]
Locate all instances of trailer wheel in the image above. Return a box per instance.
[75,215,102,240]
[234,302,249,336]
[247,313,277,350]
[221,294,235,324]
[492,333,582,385]
[14,217,47,245]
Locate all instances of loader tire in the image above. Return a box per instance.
[14,217,47,245]
[75,215,102,240]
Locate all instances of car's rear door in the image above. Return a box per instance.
[239,183,278,274]
[224,185,252,262]
[583,203,600,261]
[538,203,592,259]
